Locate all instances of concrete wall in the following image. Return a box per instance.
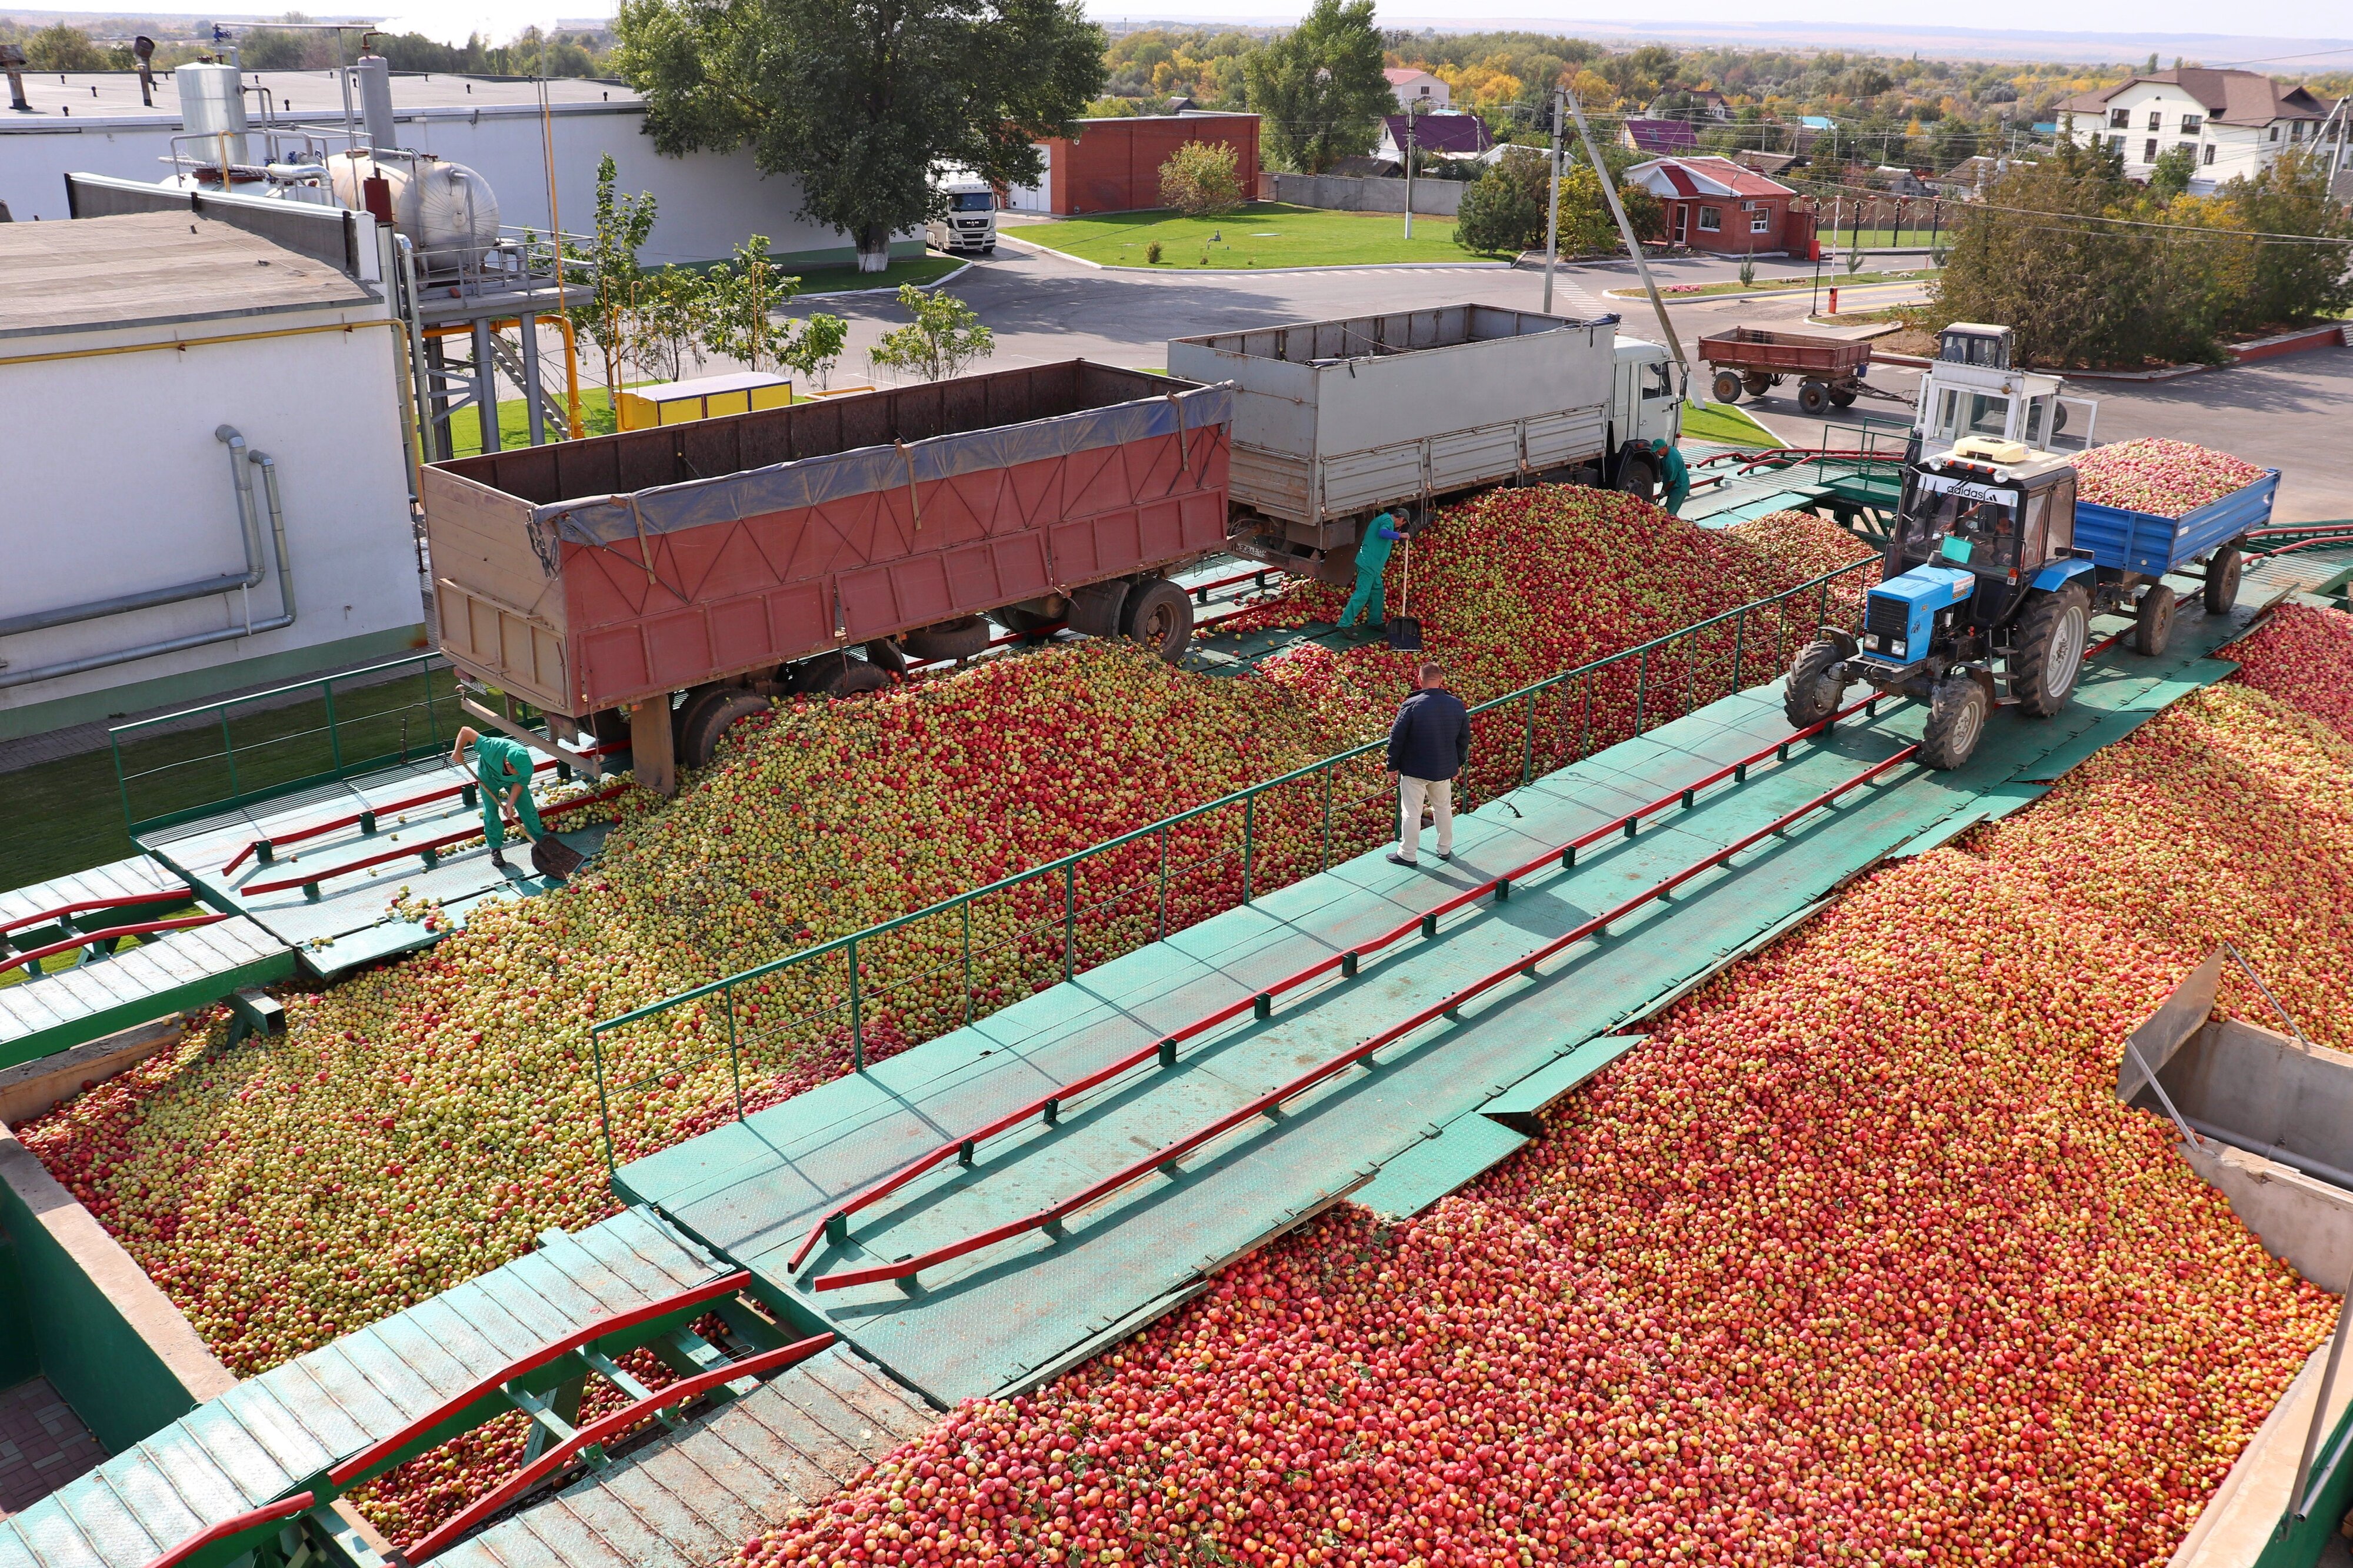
[1269,172,1464,216]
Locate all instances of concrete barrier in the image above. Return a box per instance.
[1269,172,1465,217]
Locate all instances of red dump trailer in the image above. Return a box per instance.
[423,362,1232,790]
[1696,326,1878,415]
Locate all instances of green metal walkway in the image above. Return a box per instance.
[617,556,2324,1410]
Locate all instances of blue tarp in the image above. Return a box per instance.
[536,384,1235,548]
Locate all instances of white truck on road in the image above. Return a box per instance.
[927,168,999,257]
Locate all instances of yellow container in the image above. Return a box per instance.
[616,371,793,431]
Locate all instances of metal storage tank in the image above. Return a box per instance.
[174,61,249,168]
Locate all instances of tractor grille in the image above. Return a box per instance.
[1865,594,1909,640]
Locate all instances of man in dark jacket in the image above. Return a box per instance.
[1386,661,1471,866]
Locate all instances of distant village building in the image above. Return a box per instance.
[1624,155,1802,254]
[2057,68,2345,192]
[1619,118,1701,156]
[1729,148,1800,179]
[1375,111,1492,163]
[1383,68,1449,111]
[1647,89,1731,122]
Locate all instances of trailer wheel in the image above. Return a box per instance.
[1615,454,1658,502]
[902,616,992,662]
[2132,583,2178,657]
[1829,387,1858,409]
[1919,676,1989,770]
[2008,583,2090,717]
[677,688,772,769]
[1712,369,1744,403]
[998,604,1063,636]
[795,653,891,699]
[2203,545,2242,615]
[1744,373,1772,398]
[1797,380,1833,416]
[1783,640,1848,729]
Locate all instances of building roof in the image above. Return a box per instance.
[1729,148,1799,176]
[1385,112,1491,155]
[1625,154,1796,201]
[0,66,634,126]
[1621,118,1701,153]
[0,211,374,339]
[2055,68,2332,127]
[1384,67,1440,85]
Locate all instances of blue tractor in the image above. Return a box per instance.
[1784,434,2276,770]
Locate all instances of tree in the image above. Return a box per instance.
[1242,0,1391,174]
[25,22,105,71]
[1454,146,1550,254]
[868,285,994,382]
[2216,151,2353,329]
[618,0,1104,272]
[567,154,658,404]
[630,265,711,383]
[1158,141,1245,215]
[702,234,851,388]
[2147,143,2197,201]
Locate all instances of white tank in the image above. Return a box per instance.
[176,61,249,168]
[331,154,501,271]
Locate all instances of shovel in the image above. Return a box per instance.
[1385,536,1423,652]
[530,834,585,881]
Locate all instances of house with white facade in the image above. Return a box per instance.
[1383,68,1449,112]
[2057,68,2345,192]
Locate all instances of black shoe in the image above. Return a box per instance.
[1386,851,1418,867]
[490,849,510,869]
[1437,850,1453,861]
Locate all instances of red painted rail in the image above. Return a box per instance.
[814,742,1922,1292]
[0,888,197,940]
[5,913,230,975]
[139,1492,317,1568]
[788,688,1895,1275]
[239,783,629,897]
[406,1332,834,1563]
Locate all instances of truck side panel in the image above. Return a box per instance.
[2072,470,2279,578]
[419,468,571,712]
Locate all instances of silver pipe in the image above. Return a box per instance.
[396,235,438,462]
[0,443,297,692]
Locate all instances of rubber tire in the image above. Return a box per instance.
[1919,676,1990,770]
[1743,373,1772,398]
[2204,545,2242,615]
[1783,639,1848,729]
[1118,578,1196,663]
[998,604,1064,636]
[2008,582,2091,718]
[588,708,631,748]
[901,615,992,662]
[1712,369,1743,403]
[1829,388,1858,408]
[1615,455,1658,502]
[2052,402,2070,435]
[676,687,771,768]
[1797,380,1832,416]
[795,653,891,698]
[2132,583,2178,657]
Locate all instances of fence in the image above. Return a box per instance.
[110,652,460,839]
[586,554,1882,1173]
[1268,172,1466,217]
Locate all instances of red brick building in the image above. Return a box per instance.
[1624,155,1802,255]
[1014,113,1262,215]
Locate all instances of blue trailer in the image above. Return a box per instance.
[1782,435,2279,770]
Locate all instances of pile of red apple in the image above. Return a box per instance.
[2071,438,2268,519]
[2217,602,2353,743]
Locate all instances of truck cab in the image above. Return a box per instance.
[927,168,998,256]
[1914,323,2095,455]
[1609,337,1682,492]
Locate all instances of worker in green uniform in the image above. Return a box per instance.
[451,726,544,869]
[1337,512,1405,630]
[1652,438,1692,517]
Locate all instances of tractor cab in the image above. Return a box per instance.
[1913,324,2097,455]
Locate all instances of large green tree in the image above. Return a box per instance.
[617,0,1104,271]
[1242,0,1390,174]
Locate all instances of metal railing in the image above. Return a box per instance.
[587,555,1882,1172]
[111,652,458,839]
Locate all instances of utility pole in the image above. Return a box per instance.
[1542,86,1564,313]
[1403,104,1418,240]
[1562,89,1701,403]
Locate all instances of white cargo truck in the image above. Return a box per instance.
[926,168,999,256]
[1168,306,1681,583]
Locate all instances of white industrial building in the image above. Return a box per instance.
[2057,68,2347,193]
[0,68,914,269]
[0,209,425,740]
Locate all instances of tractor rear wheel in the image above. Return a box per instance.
[676,687,772,768]
[2203,545,2242,615]
[1783,640,1848,730]
[1119,578,1196,663]
[902,615,991,662]
[2132,583,2177,656]
[2008,582,2090,717]
[1919,676,1989,770]
[1712,369,1743,403]
[1797,380,1832,416]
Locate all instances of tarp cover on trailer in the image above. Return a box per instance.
[536,383,1234,548]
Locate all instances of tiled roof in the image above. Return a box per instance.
[1622,118,1701,153]
[2057,68,2330,127]
[1385,112,1491,155]
[1627,155,1795,201]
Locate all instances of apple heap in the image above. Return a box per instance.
[728,655,2353,1567]
[2218,603,2353,745]
[2071,438,2268,520]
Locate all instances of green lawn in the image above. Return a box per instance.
[1681,401,1784,448]
[1011,203,1482,268]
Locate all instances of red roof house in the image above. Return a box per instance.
[1624,155,1802,254]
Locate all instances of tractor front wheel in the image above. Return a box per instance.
[1784,640,1848,730]
[2008,583,2090,717]
[1919,676,1989,770]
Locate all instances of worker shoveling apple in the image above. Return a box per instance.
[451,726,583,880]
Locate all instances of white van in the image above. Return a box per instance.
[927,168,998,256]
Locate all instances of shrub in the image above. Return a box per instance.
[1453,146,1551,255]
[1145,240,1163,264]
[1158,141,1245,216]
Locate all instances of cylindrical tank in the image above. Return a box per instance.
[176,61,249,168]
[331,154,501,272]
[353,54,396,152]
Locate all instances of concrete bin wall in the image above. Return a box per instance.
[1268,172,1465,216]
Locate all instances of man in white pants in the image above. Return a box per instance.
[1385,660,1472,867]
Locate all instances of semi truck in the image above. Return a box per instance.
[926,168,999,257]
[1784,432,2278,770]
[1167,306,1681,583]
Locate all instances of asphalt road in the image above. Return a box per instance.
[788,241,2353,524]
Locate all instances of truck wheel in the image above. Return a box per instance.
[1797,381,1832,416]
[2203,545,2242,615]
[902,616,992,662]
[2132,584,2178,657]
[1066,579,1131,638]
[1118,579,1196,663]
[796,653,890,699]
[1829,388,1858,409]
[998,603,1063,636]
[1615,455,1657,502]
[1712,369,1743,403]
[1919,676,1989,770]
[677,687,772,768]
[864,638,909,675]
[2008,583,2090,717]
[1744,373,1772,398]
[1783,640,1848,729]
